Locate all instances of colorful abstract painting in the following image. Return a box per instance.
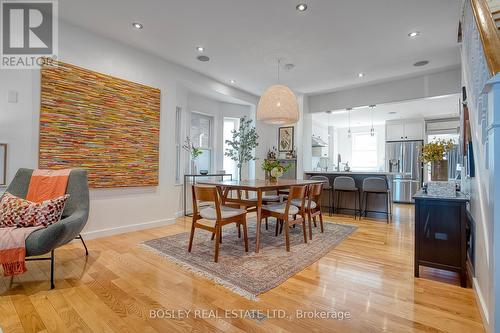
[39,61,161,188]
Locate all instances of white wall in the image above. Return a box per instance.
[0,22,258,239]
[309,67,461,113]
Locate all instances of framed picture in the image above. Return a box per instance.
[278,126,294,152]
[0,144,6,186]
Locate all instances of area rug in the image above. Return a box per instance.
[141,219,356,300]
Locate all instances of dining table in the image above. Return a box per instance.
[196,179,324,253]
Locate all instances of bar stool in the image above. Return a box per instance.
[361,177,392,223]
[309,175,333,215]
[333,176,360,220]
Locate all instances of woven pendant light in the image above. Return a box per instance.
[257,59,299,125]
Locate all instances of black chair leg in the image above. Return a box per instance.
[358,191,361,220]
[363,192,368,217]
[385,193,390,224]
[332,190,336,214]
[50,250,55,290]
[336,191,341,214]
[353,191,357,220]
[77,234,89,256]
[329,189,333,216]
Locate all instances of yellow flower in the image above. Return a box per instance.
[420,138,455,163]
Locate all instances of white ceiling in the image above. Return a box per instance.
[59,0,461,96]
[312,94,460,128]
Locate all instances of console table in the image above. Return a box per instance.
[183,173,232,216]
[414,190,470,287]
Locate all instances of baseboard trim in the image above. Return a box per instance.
[472,277,490,329]
[81,218,177,240]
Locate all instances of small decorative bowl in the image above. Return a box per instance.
[199,170,209,175]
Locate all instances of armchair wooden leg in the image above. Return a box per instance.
[214,225,221,263]
[275,218,280,237]
[242,219,249,252]
[265,217,268,230]
[76,234,88,256]
[302,220,308,244]
[188,220,196,252]
[307,211,313,240]
[284,221,290,252]
[319,212,324,233]
[237,224,241,238]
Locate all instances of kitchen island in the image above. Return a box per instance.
[304,171,395,219]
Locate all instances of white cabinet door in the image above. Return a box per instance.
[403,120,424,140]
[386,121,405,141]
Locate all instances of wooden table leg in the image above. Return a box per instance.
[255,189,263,253]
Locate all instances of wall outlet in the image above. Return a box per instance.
[7,90,18,103]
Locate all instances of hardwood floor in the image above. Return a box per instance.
[0,204,484,332]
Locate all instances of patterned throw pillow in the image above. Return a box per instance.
[0,192,69,227]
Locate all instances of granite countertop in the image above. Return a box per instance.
[413,189,470,202]
[304,171,397,176]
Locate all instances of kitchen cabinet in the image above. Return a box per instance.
[386,119,424,141]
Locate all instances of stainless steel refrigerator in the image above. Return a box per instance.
[386,140,423,203]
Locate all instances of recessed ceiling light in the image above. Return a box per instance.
[132,22,143,29]
[358,72,365,78]
[408,31,420,38]
[413,60,429,67]
[388,111,397,115]
[196,46,204,52]
[229,79,236,84]
[197,55,210,62]
[296,3,307,12]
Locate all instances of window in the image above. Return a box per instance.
[175,107,182,184]
[190,112,213,172]
[427,133,459,144]
[223,117,240,179]
[352,132,378,170]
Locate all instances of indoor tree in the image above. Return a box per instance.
[225,116,259,180]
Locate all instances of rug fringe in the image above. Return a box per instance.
[138,243,259,301]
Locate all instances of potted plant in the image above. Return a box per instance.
[262,159,290,182]
[420,138,455,181]
[225,116,259,180]
[182,137,203,174]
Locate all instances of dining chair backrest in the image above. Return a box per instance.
[310,175,331,189]
[362,177,388,192]
[309,183,324,199]
[334,176,356,191]
[192,185,221,219]
[286,185,307,215]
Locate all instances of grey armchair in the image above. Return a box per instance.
[3,168,90,289]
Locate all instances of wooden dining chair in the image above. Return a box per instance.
[260,185,308,251]
[289,183,324,240]
[188,185,248,262]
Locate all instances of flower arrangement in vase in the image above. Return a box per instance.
[420,138,455,181]
[262,159,290,182]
